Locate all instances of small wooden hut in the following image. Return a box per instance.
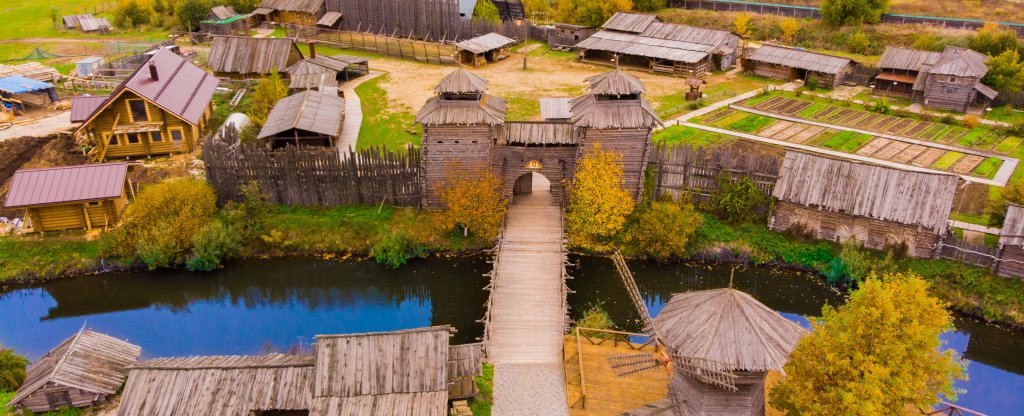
[456,33,517,68]
[63,14,111,33]
[770,151,958,258]
[284,43,369,91]
[997,203,1024,279]
[199,6,253,36]
[208,36,304,79]
[745,44,855,88]
[3,163,131,232]
[875,46,996,112]
[653,288,807,416]
[7,329,141,414]
[258,90,344,149]
[256,0,326,26]
[548,23,597,49]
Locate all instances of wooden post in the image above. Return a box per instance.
[82,204,92,231]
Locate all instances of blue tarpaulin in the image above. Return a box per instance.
[0,76,58,111]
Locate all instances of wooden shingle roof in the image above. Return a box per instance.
[878,46,941,72]
[208,5,237,20]
[569,94,661,129]
[258,0,324,13]
[587,70,646,95]
[456,33,516,54]
[208,36,302,75]
[435,68,488,94]
[773,152,958,234]
[928,46,989,77]
[1000,204,1024,246]
[747,44,853,75]
[258,90,345,139]
[653,288,806,372]
[9,330,141,407]
[498,121,578,145]
[602,12,660,33]
[540,97,572,120]
[416,94,508,126]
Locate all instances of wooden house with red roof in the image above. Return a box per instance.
[72,49,219,161]
[3,163,131,232]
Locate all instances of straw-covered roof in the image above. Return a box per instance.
[456,32,517,55]
[497,121,578,145]
[9,330,141,407]
[773,152,958,234]
[117,353,315,416]
[653,288,806,372]
[1001,204,1024,246]
[416,94,508,126]
[747,44,853,75]
[435,68,489,94]
[258,90,344,139]
[587,70,646,95]
[569,94,661,129]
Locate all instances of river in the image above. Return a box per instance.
[0,255,1020,414]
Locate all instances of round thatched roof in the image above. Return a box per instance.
[652,288,807,372]
[435,68,488,94]
[586,70,645,96]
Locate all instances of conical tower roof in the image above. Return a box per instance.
[435,68,488,95]
[586,70,646,96]
[652,287,807,372]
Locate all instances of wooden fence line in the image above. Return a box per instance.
[203,137,422,207]
[649,144,781,214]
[284,24,459,65]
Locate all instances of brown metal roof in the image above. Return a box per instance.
[747,44,853,75]
[258,90,345,139]
[209,36,303,75]
[123,49,219,125]
[70,95,108,123]
[4,163,128,208]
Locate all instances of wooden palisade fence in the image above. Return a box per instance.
[203,137,421,207]
[649,144,781,214]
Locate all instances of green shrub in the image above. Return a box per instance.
[470,363,494,416]
[869,97,892,114]
[573,302,622,340]
[0,346,29,391]
[372,231,425,268]
[114,0,154,28]
[187,220,244,271]
[847,30,872,54]
[625,197,703,260]
[714,175,769,223]
[804,77,819,91]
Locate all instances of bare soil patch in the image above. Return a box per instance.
[0,134,88,217]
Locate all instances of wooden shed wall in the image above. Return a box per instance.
[671,372,765,416]
[81,90,206,160]
[422,125,495,209]
[17,382,106,413]
[25,196,126,232]
[770,201,938,258]
[997,245,1024,279]
[922,74,979,112]
[579,127,651,201]
[748,62,849,88]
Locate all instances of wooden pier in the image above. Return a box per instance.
[484,184,571,415]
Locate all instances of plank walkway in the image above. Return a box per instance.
[336,71,383,156]
[487,185,570,416]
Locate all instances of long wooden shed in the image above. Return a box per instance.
[745,44,855,88]
[3,163,131,232]
[208,36,305,79]
[7,329,141,414]
[997,203,1024,279]
[257,0,326,26]
[258,90,345,149]
[875,46,996,112]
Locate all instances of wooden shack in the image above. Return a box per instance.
[653,287,806,416]
[117,354,315,415]
[875,46,996,112]
[258,90,345,149]
[284,43,370,91]
[548,23,597,49]
[745,44,855,88]
[996,203,1024,279]
[576,12,739,78]
[456,33,517,68]
[208,36,305,79]
[770,151,958,258]
[7,329,141,414]
[0,76,58,113]
[63,14,111,33]
[72,49,218,161]
[3,163,130,232]
[257,0,326,26]
[199,6,253,35]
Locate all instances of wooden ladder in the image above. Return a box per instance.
[229,88,247,107]
[611,251,653,332]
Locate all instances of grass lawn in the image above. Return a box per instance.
[470,363,494,415]
[0,234,103,282]
[932,151,965,170]
[506,94,540,120]
[653,125,733,147]
[725,114,775,133]
[985,105,1024,124]
[851,92,912,107]
[951,212,991,226]
[974,157,1004,178]
[653,75,776,118]
[354,74,422,151]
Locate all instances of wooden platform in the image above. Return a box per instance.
[564,330,669,416]
[487,188,570,415]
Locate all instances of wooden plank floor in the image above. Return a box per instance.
[564,336,669,416]
[489,186,570,416]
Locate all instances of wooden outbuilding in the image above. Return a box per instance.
[284,43,370,91]
[3,163,131,232]
[547,23,597,49]
[456,33,517,68]
[258,90,345,149]
[256,0,326,26]
[63,14,111,33]
[996,203,1024,279]
[0,76,58,113]
[7,329,141,414]
[875,46,996,112]
[745,44,855,88]
[72,49,218,161]
[653,287,806,416]
[576,12,739,78]
[199,6,254,35]
[208,36,305,79]
[770,151,958,258]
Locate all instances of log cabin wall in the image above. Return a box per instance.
[421,125,495,209]
[19,382,106,413]
[671,371,766,416]
[491,145,578,205]
[579,127,652,201]
[997,245,1024,279]
[922,73,979,112]
[81,90,203,160]
[24,195,127,232]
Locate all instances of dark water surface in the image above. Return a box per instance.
[0,255,1021,414]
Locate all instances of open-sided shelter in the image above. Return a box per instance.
[770,151,958,258]
[576,12,739,78]
[208,36,305,79]
[653,287,806,416]
[456,33,517,68]
[0,76,58,113]
[72,49,218,161]
[745,44,855,88]
[256,0,326,26]
[7,329,141,414]
[258,90,345,149]
[3,163,130,232]
[875,46,996,112]
[0,62,62,82]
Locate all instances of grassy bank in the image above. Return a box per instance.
[353,74,422,150]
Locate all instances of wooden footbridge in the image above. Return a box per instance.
[482,183,572,415]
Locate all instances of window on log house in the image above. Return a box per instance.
[127,99,149,122]
[151,131,163,142]
[45,391,71,408]
[126,133,140,144]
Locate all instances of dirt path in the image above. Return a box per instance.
[0,112,73,141]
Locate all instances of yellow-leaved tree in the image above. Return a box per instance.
[626,196,702,260]
[779,18,799,44]
[439,166,508,238]
[556,0,632,28]
[769,272,966,415]
[567,145,635,251]
[248,70,288,127]
[733,12,752,38]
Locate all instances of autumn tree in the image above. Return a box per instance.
[970,23,1021,56]
[820,0,890,26]
[439,167,508,238]
[0,345,29,391]
[770,273,965,415]
[556,0,632,28]
[779,18,799,44]
[625,196,702,260]
[248,71,288,127]
[733,13,752,38]
[567,146,635,251]
[986,177,1024,225]
[473,0,502,23]
[984,49,1024,93]
[523,0,553,17]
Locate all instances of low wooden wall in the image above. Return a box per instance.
[770,201,939,258]
[649,144,780,215]
[284,24,458,65]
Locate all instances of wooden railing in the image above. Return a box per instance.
[923,402,989,416]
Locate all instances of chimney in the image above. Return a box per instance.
[309,41,317,59]
[148,62,159,81]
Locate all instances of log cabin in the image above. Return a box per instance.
[208,36,305,79]
[256,0,326,27]
[3,163,131,232]
[258,90,345,149]
[875,46,997,113]
[6,329,141,414]
[72,49,218,161]
[769,151,958,258]
[548,23,597,49]
[744,44,855,88]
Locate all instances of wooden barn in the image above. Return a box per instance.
[117,354,316,415]
[7,329,141,414]
[769,152,958,258]
[576,12,739,78]
[745,44,855,88]
[63,14,111,33]
[199,5,254,35]
[284,43,369,91]
[653,287,806,416]
[875,46,996,112]
[256,0,326,26]
[3,163,130,232]
[72,49,218,161]
[548,23,597,49]
[456,33,517,68]
[208,36,305,79]
[258,90,345,149]
[997,203,1024,279]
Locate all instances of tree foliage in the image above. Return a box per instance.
[714,175,767,223]
[779,18,799,44]
[114,0,155,28]
[228,0,260,14]
[770,273,965,415]
[49,6,61,28]
[556,0,632,28]
[567,146,635,251]
[986,177,1024,225]
[175,0,210,31]
[983,49,1024,93]
[248,71,289,127]
[633,0,666,13]
[733,13,752,38]
[523,0,553,17]
[438,166,507,239]
[820,0,890,26]
[846,30,871,54]
[474,0,502,23]
[625,197,703,260]
[0,346,30,392]
[970,23,1021,57]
